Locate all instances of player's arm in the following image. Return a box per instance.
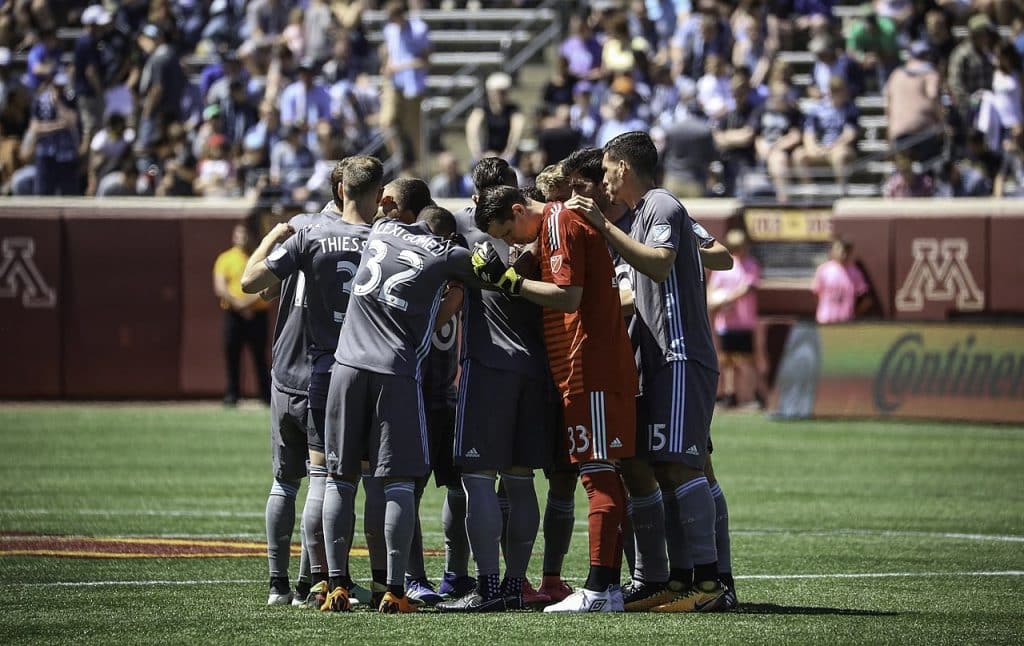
[700,240,733,271]
[619,288,635,317]
[519,280,582,313]
[565,195,676,283]
[435,282,464,332]
[241,223,296,293]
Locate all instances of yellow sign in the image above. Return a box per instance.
[744,209,833,241]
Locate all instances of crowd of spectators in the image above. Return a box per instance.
[2,0,1024,201]
[521,0,1024,201]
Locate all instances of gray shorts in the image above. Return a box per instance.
[270,386,309,481]
[325,363,430,479]
[638,361,718,469]
[454,361,552,471]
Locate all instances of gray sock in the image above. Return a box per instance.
[297,517,311,584]
[542,493,575,575]
[497,482,510,567]
[266,478,299,579]
[462,473,501,577]
[662,491,692,573]
[362,476,387,575]
[383,481,417,587]
[443,486,469,576]
[710,481,731,574]
[500,473,539,580]
[623,498,636,579]
[406,482,426,580]
[674,476,718,568]
[302,466,327,575]
[631,489,669,583]
[322,477,357,579]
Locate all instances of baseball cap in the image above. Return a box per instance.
[0,47,11,67]
[202,104,222,120]
[81,5,100,25]
[909,40,931,59]
[94,8,112,26]
[967,13,994,33]
[141,23,163,40]
[485,72,512,92]
[573,80,593,96]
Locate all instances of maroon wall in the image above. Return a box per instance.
[0,208,63,396]
[61,212,182,397]
[989,213,1024,314]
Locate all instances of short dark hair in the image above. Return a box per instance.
[330,158,348,210]
[560,147,604,185]
[474,185,525,232]
[603,131,659,181]
[471,157,518,192]
[418,205,456,238]
[388,177,433,217]
[521,186,546,202]
[342,155,383,201]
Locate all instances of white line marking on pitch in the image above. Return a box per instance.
[4,571,1022,588]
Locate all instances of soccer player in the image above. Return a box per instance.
[472,185,639,613]
[583,131,727,611]
[319,204,475,614]
[435,159,553,613]
[249,160,346,607]
[243,156,383,609]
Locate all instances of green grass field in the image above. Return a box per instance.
[1,404,1022,645]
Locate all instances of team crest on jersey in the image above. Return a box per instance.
[652,224,672,243]
[550,254,563,274]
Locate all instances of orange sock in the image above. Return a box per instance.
[579,463,626,569]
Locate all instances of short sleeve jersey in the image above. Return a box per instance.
[268,211,330,394]
[539,201,638,398]
[455,207,547,378]
[335,219,473,379]
[629,189,719,375]
[265,219,370,370]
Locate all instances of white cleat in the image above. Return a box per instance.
[542,586,620,613]
[609,585,625,612]
[267,591,294,606]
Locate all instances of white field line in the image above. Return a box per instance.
[4,571,1023,589]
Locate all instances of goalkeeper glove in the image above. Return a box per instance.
[471,241,524,296]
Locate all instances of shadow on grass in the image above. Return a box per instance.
[737,603,899,617]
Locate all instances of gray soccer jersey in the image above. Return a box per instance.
[454,207,547,378]
[628,188,719,375]
[335,219,474,379]
[265,219,371,369]
[269,211,331,394]
[421,314,459,410]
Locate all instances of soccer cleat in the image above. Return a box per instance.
[717,585,738,612]
[267,590,293,606]
[320,586,351,612]
[609,584,625,612]
[292,581,311,607]
[438,572,477,599]
[621,580,675,612]
[436,591,507,613]
[542,586,619,613]
[378,591,419,614]
[299,581,329,609]
[405,577,444,606]
[520,579,551,608]
[369,582,388,609]
[650,580,726,613]
[538,576,574,603]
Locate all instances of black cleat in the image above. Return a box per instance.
[436,591,507,613]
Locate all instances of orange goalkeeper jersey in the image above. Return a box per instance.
[539,201,638,398]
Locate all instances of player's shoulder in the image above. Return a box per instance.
[644,188,686,215]
[288,211,325,228]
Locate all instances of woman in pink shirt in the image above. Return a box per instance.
[708,229,763,408]
[812,238,870,324]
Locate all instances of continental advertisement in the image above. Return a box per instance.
[773,322,1024,423]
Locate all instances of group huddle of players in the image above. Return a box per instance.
[240,130,737,614]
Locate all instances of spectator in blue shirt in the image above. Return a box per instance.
[809,34,864,100]
[278,58,332,155]
[28,67,81,195]
[794,76,860,186]
[380,0,431,170]
[23,28,62,92]
[670,9,734,81]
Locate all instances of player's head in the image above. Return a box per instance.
[471,157,518,202]
[475,185,540,244]
[830,237,854,263]
[382,177,433,224]
[534,163,570,202]
[417,204,457,238]
[330,158,348,211]
[342,155,384,216]
[561,148,610,206]
[603,131,659,203]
